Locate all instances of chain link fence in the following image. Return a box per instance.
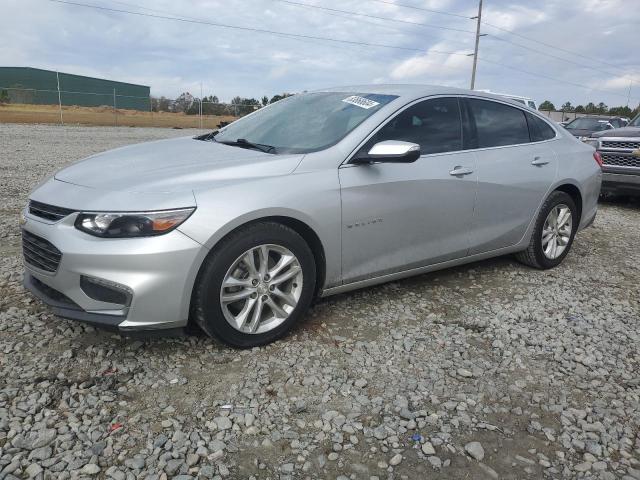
[0,86,261,129]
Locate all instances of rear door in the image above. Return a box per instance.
[339,97,478,283]
[464,98,558,254]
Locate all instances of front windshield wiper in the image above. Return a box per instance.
[219,138,277,154]
[194,130,219,141]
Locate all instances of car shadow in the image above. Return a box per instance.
[599,194,640,210]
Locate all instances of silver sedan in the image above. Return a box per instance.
[22,85,601,347]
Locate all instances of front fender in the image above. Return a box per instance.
[177,170,342,288]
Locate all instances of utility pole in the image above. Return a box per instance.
[626,80,633,107]
[470,0,484,90]
[56,71,64,125]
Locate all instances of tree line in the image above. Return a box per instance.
[538,100,639,118]
[150,92,293,115]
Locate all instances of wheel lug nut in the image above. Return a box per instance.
[250,292,257,299]
[269,285,275,291]
[252,279,259,286]
[262,295,268,301]
[264,274,270,281]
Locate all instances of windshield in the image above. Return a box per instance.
[630,114,640,127]
[565,117,610,131]
[214,92,398,154]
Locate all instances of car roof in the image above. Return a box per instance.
[577,115,619,120]
[312,84,529,107]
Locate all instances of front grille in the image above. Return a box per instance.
[601,153,640,169]
[22,230,62,273]
[29,200,75,222]
[601,140,640,149]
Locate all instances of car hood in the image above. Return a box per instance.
[565,128,595,137]
[54,136,304,193]
[591,126,640,138]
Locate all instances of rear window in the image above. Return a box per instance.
[467,98,530,148]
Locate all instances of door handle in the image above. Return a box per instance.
[449,166,474,176]
[531,157,549,166]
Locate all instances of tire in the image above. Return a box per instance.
[515,191,578,269]
[191,221,316,348]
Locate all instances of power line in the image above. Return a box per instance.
[107,0,404,54]
[47,0,638,103]
[364,0,636,75]
[274,0,476,55]
[478,57,640,103]
[480,20,635,74]
[48,0,471,57]
[483,35,625,79]
[366,0,471,19]
[279,0,631,83]
[275,0,476,34]
[278,0,636,94]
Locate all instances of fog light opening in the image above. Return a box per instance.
[80,276,133,306]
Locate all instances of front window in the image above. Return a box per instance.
[214,92,398,154]
[565,118,611,131]
[362,97,463,155]
[629,114,640,127]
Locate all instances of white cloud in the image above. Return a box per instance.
[390,45,470,80]
[481,5,547,30]
[601,74,640,90]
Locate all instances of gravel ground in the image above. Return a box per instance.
[0,123,639,480]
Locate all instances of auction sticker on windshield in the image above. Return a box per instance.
[342,96,380,109]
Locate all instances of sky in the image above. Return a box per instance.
[2,0,639,107]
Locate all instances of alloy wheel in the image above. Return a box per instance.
[541,204,572,260]
[220,244,303,334]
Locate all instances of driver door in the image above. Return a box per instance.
[338,96,478,283]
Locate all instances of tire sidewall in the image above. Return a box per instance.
[532,192,578,268]
[195,223,316,348]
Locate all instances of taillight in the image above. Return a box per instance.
[593,151,603,167]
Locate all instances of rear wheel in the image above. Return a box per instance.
[515,191,578,269]
[192,222,316,347]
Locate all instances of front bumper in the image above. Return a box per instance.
[601,172,640,195]
[22,211,208,333]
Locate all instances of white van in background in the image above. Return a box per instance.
[476,90,538,110]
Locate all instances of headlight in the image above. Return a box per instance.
[74,208,195,238]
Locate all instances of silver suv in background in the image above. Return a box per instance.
[22,85,601,347]
[585,113,640,196]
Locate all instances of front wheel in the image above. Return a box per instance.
[515,191,578,269]
[192,222,316,348]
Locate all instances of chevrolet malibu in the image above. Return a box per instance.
[22,85,602,347]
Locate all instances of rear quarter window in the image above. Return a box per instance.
[525,113,556,142]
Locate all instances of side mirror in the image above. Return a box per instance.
[352,140,420,164]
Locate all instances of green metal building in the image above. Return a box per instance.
[0,67,150,110]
